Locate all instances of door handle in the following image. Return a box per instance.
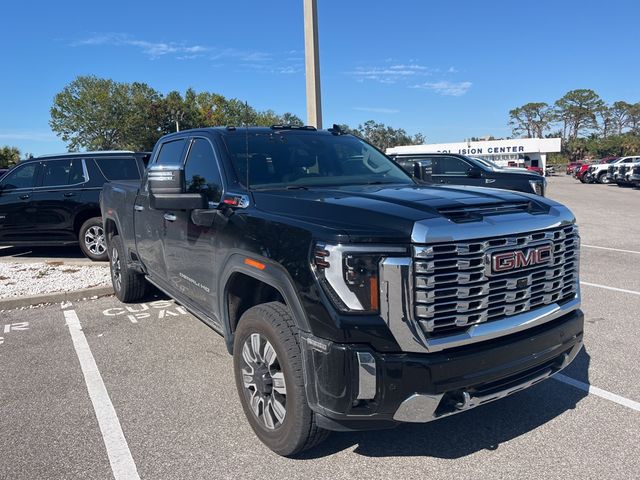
[63,192,76,197]
[163,213,177,222]
[19,194,30,200]
[134,205,144,211]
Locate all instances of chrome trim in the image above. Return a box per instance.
[356,352,376,400]
[411,206,576,244]
[393,393,443,422]
[134,204,144,211]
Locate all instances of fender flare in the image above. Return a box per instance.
[218,253,312,353]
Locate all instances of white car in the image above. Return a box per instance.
[588,156,640,184]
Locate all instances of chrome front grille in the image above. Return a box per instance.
[413,224,579,338]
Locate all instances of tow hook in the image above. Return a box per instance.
[454,391,472,410]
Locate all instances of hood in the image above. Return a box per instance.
[251,183,552,243]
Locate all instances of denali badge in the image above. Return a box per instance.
[490,244,553,274]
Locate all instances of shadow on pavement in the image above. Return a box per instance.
[0,245,86,260]
[299,347,591,460]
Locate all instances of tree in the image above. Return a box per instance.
[553,89,605,140]
[0,146,21,168]
[610,101,632,135]
[353,120,425,150]
[50,76,162,151]
[627,102,640,133]
[509,102,551,138]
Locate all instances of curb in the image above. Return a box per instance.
[0,285,114,310]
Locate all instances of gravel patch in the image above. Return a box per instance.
[0,262,111,299]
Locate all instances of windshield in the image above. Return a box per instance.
[222,131,413,189]
[471,157,502,169]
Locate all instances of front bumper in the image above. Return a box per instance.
[301,308,583,431]
[630,174,640,183]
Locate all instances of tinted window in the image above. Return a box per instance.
[41,159,85,187]
[184,138,222,203]
[156,139,186,165]
[435,156,470,175]
[95,157,141,181]
[1,163,37,190]
[223,132,412,188]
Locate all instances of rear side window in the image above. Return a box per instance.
[0,163,38,190]
[434,156,470,175]
[184,138,223,203]
[41,159,86,187]
[156,139,186,165]
[95,157,141,181]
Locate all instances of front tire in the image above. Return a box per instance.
[597,172,609,184]
[233,302,328,456]
[108,234,147,302]
[79,217,108,261]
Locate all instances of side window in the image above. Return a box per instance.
[156,139,187,165]
[41,159,85,187]
[95,157,141,181]
[184,138,223,203]
[434,156,470,175]
[0,163,38,190]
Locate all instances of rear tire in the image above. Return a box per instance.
[233,302,329,456]
[79,217,108,261]
[108,234,147,302]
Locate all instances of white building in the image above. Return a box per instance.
[387,137,562,171]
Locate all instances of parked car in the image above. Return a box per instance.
[545,165,556,176]
[629,163,640,187]
[566,162,582,174]
[385,152,547,196]
[0,151,149,260]
[606,156,640,184]
[576,164,593,183]
[102,126,583,456]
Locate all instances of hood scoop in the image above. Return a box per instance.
[437,201,536,223]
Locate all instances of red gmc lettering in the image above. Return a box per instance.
[492,245,552,273]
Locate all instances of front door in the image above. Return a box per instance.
[29,158,87,242]
[135,138,189,281]
[0,162,40,243]
[163,137,223,316]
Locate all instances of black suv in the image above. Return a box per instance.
[388,152,546,196]
[0,151,149,260]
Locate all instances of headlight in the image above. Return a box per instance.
[313,243,406,314]
[529,179,545,196]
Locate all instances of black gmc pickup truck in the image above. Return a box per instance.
[101,126,584,456]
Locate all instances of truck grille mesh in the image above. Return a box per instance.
[412,224,579,338]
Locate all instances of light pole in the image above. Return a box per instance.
[304,0,322,129]
[170,109,185,132]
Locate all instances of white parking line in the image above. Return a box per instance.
[64,309,140,480]
[553,374,640,412]
[580,281,640,296]
[582,244,640,255]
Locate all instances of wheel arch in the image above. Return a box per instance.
[73,209,103,237]
[219,253,311,354]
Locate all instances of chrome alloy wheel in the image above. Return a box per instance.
[111,246,122,292]
[241,333,287,430]
[85,225,106,256]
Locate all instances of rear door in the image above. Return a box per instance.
[0,162,40,242]
[29,158,88,243]
[134,138,188,280]
[163,136,224,315]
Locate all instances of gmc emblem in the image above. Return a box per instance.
[491,244,553,274]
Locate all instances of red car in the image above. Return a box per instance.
[566,162,583,174]
[575,164,592,182]
[526,166,544,175]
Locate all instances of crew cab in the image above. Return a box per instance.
[630,163,640,187]
[101,126,584,456]
[385,151,546,196]
[0,151,148,260]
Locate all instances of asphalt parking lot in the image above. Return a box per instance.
[1,175,639,479]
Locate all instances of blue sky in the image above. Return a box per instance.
[1,0,638,156]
